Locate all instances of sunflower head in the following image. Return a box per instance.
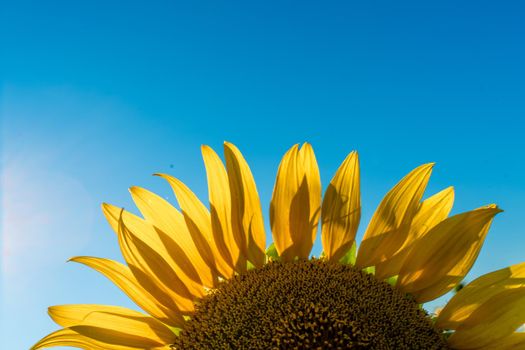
[173,259,448,349]
[33,142,525,350]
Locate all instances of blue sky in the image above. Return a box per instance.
[1,1,525,349]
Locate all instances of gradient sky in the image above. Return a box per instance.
[1,1,525,349]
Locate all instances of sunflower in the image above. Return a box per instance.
[33,143,525,349]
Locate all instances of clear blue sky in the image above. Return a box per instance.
[1,1,524,349]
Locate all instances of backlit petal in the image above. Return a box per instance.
[270,143,321,261]
[129,186,217,288]
[448,288,525,349]
[437,262,525,329]
[321,151,360,262]
[224,142,266,268]
[48,305,176,348]
[476,332,525,350]
[374,187,454,279]
[31,328,118,350]
[202,145,244,272]
[356,163,434,269]
[156,173,234,279]
[70,256,184,327]
[397,205,502,302]
[102,204,197,312]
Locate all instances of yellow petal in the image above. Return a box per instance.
[475,332,525,350]
[103,204,197,312]
[202,145,244,273]
[69,256,184,327]
[356,163,434,269]
[48,305,176,347]
[374,187,454,279]
[156,173,234,279]
[397,205,502,302]
[437,262,525,329]
[448,288,525,349]
[270,144,299,260]
[321,151,361,261]
[270,143,321,261]
[129,186,217,288]
[32,328,171,350]
[224,142,266,268]
[31,328,117,350]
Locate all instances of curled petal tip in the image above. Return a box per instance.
[101,202,115,210]
[223,141,237,150]
[480,204,503,213]
[490,204,503,213]
[67,256,89,264]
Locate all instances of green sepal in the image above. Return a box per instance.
[265,243,280,261]
[246,260,256,270]
[362,265,376,275]
[168,326,183,336]
[338,241,357,265]
[385,275,398,286]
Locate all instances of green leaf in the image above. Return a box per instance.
[385,275,398,286]
[363,265,376,275]
[265,243,280,261]
[168,326,183,336]
[246,260,256,270]
[338,241,357,265]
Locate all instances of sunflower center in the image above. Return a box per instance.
[172,260,449,349]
